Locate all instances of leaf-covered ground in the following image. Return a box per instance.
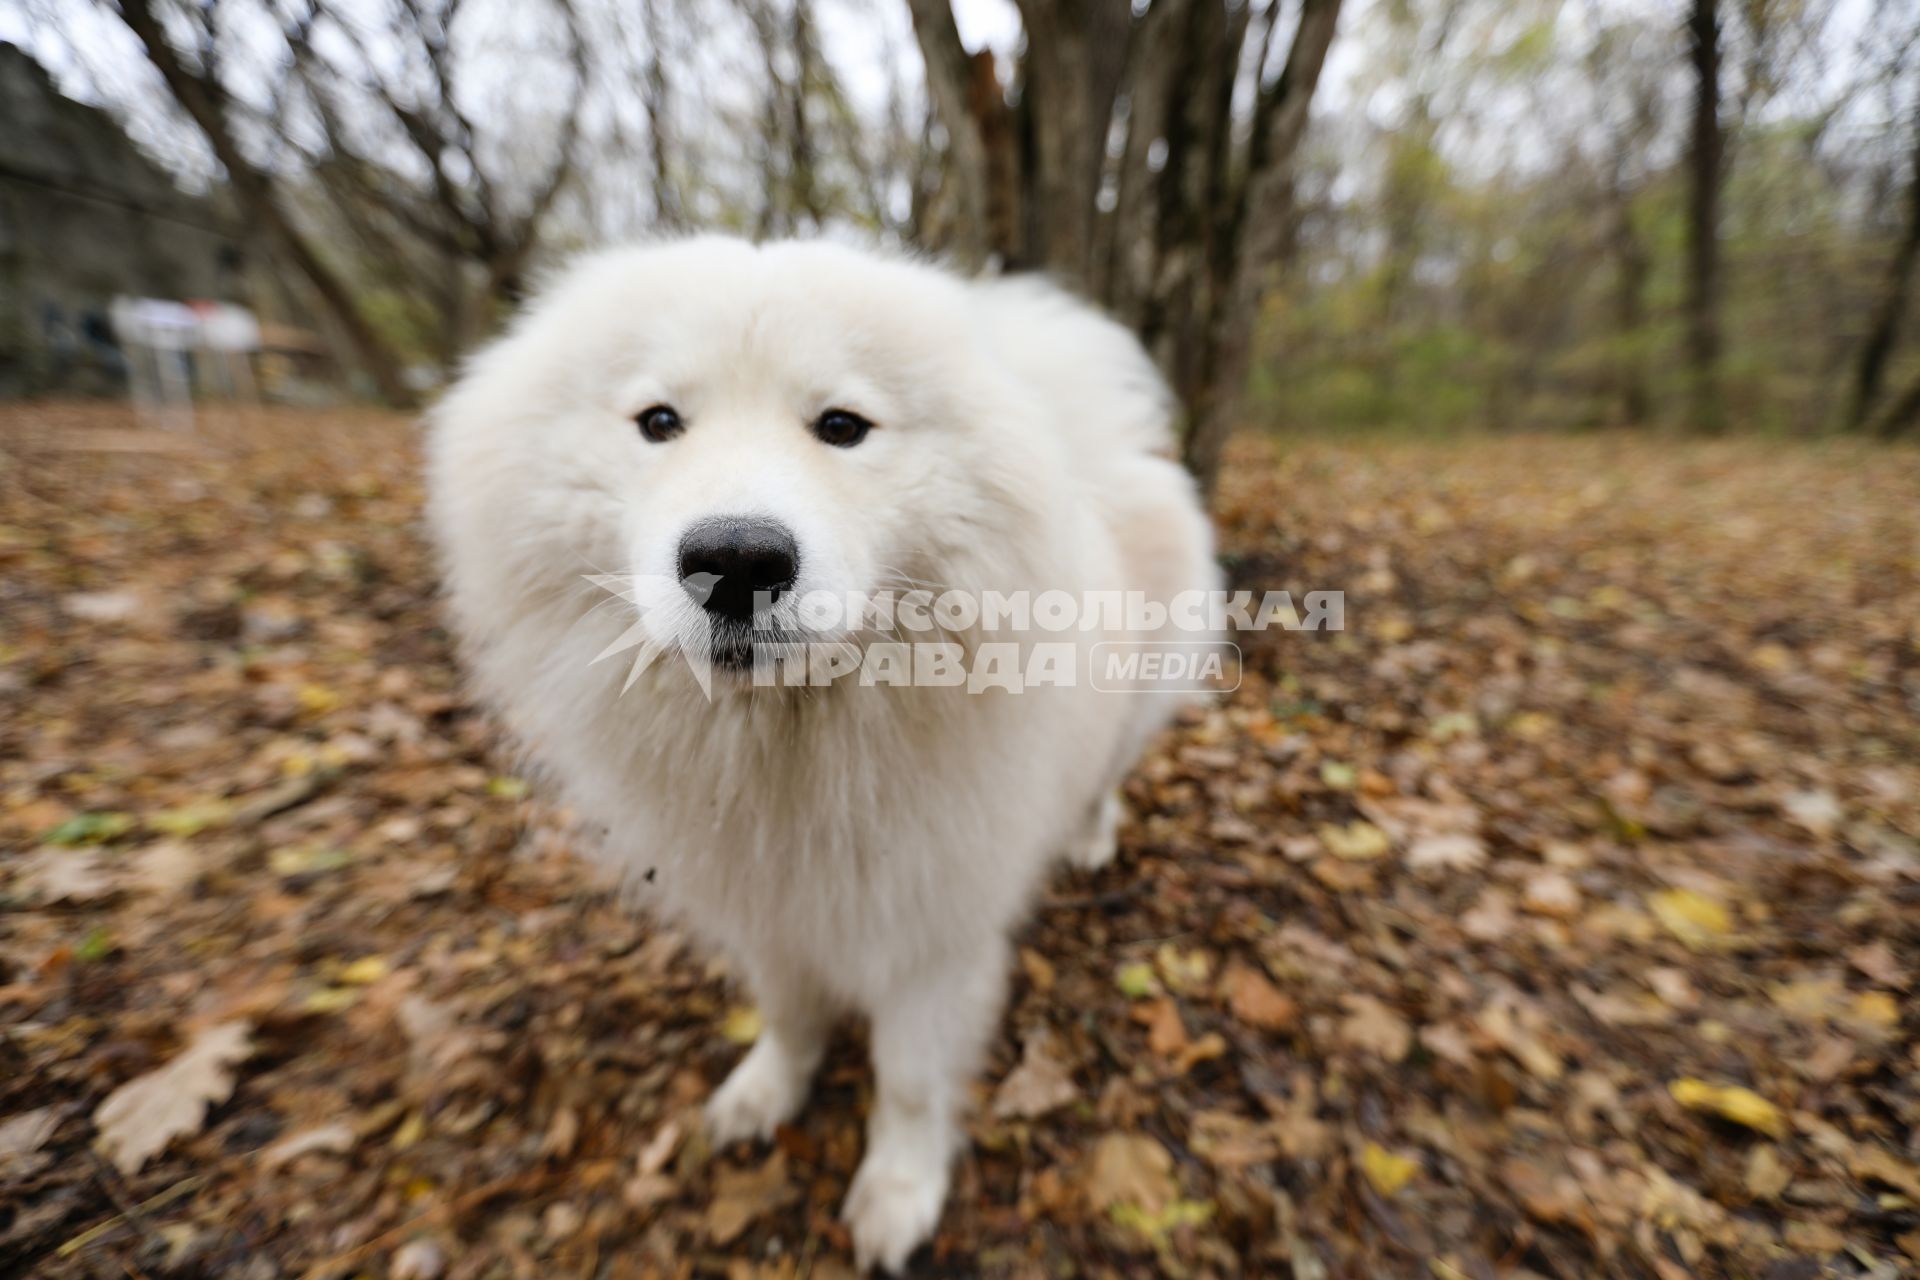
[2,403,1917,1280]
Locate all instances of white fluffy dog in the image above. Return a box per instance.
[427,236,1218,1271]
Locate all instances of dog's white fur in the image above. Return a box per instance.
[427,236,1218,1271]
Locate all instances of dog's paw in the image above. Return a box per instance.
[704,1038,811,1146]
[841,1152,948,1275]
[1065,791,1123,871]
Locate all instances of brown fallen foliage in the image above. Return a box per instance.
[1,402,1916,1279]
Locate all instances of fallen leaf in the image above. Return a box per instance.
[1115,960,1160,999]
[1522,870,1581,917]
[94,1021,254,1173]
[1649,888,1732,949]
[1153,943,1211,995]
[126,840,203,895]
[1318,820,1391,861]
[719,1006,762,1045]
[13,848,112,903]
[0,1106,60,1174]
[1082,1132,1176,1215]
[338,955,390,985]
[1745,1145,1790,1200]
[1406,833,1487,876]
[993,1029,1078,1119]
[635,1118,684,1176]
[1136,997,1190,1058]
[1221,960,1297,1031]
[1339,994,1412,1062]
[705,1151,796,1245]
[260,1121,355,1170]
[1171,1032,1229,1075]
[1851,1143,1920,1201]
[1668,1078,1785,1138]
[1781,789,1843,837]
[1847,990,1900,1031]
[390,1239,446,1280]
[1848,941,1906,989]
[1189,1110,1278,1170]
[1361,1141,1419,1195]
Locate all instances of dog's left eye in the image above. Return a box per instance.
[812,409,872,448]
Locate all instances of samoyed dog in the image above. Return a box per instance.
[427,236,1219,1271]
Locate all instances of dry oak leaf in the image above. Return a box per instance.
[1338,994,1412,1062]
[1082,1132,1176,1215]
[1221,960,1298,1031]
[993,1028,1079,1120]
[94,1020,253,1173]
[1406,833,1488,876]
[1189,1110,1279,1170]
[705,1150,798,1245]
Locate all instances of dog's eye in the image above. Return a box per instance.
[635,405,683,443]
[813,409,872,448]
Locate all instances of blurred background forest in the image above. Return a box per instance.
[0,0,1915,481]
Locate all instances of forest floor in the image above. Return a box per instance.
[2,402,1917,1280]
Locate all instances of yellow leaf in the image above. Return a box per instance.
[1668,1078,1785,1138]
[297,684,339,715]
[1109,1198,1214,1247]
[1319,761,1358,791]
[1318,820,1390,861]
[338,955,390,985]
[147,799,232,837]
[719,1006,762,1044]
[1507,711,1555,740]
[1154,943,1211,995]
[268,845,350,876]
[392,1110,427,1150]
[1849,990,1899,1030]
[1115,960,1160,999]
[303,987,360,1014]
[1649,889,1732,949]
[1361,1141,1420,1195]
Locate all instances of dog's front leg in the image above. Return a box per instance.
[842,939,1007,1274]
[705,958,833,1146]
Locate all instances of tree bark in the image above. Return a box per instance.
[1608,185,1651,425]
[1181,0,1342,495]
[116,0,414,407]
[1011,0,1131,288]
[1685,0,1725,434]
[1847,101,1920,429]
[1867,367,1920,438]
[904,0,994,267]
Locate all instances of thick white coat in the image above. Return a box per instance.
[427,236,1218,1271]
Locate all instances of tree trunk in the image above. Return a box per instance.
[1011,0,1131,288]
[1685,0,1725,434]
[1847,102,1920,429]
[905,0,995,268]
[1868,367,1920,438]
[1608,188,1651,425]
[1181,0,1342,496]
[117,0,415,408]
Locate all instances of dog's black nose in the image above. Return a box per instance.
[677,518,799,621]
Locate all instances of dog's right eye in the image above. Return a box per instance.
[635,405,684,443]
